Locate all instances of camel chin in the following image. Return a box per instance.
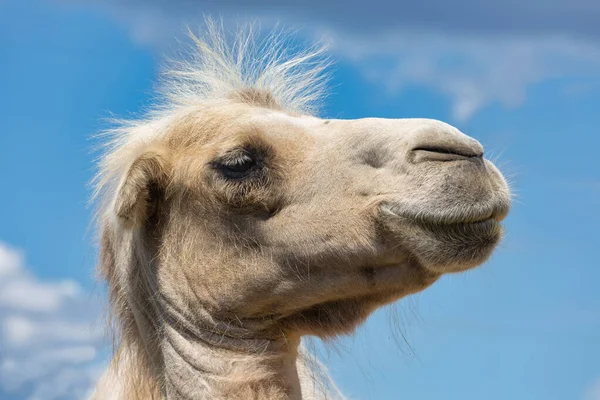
[381,204,509,273]
[389,214,504,273]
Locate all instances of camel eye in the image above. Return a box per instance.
[215,151,259,179]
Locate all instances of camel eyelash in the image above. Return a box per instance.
[212,148,265,180]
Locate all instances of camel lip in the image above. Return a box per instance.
[412,217,503,239]
[436,218,501,233]
[380,202,509,226]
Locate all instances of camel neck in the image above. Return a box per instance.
[158,313,302,400]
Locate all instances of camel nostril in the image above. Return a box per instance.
[412,145,483,163]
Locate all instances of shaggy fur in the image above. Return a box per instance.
[91,20,510,400]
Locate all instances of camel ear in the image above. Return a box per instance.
[114,147,171,226]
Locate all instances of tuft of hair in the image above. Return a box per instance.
[166,19,331,115]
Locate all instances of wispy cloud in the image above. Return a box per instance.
[64,0,600,121]
[326,31,600,121]
[0,242,107,400]
[584,378,600,400]
[73,0,600,38]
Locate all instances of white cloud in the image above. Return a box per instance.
[1,346,98,390]
[27,366,105,400]
[0,278,81,313]
[585,378,600,400]
[0,242,107,400]
[0,242,23,278]
[0,243,83,313]
[2,315,104,348]
[2,315,35,346]
[326,31,600,121]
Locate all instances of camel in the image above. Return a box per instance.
[91,21,511,400]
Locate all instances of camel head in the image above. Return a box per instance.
[94,23,510,398]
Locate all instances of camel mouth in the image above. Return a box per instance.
[418,217,502,238]
[381,203,508,227]
[397,213,504,243]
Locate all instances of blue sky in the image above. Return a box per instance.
[0,0,599,399]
